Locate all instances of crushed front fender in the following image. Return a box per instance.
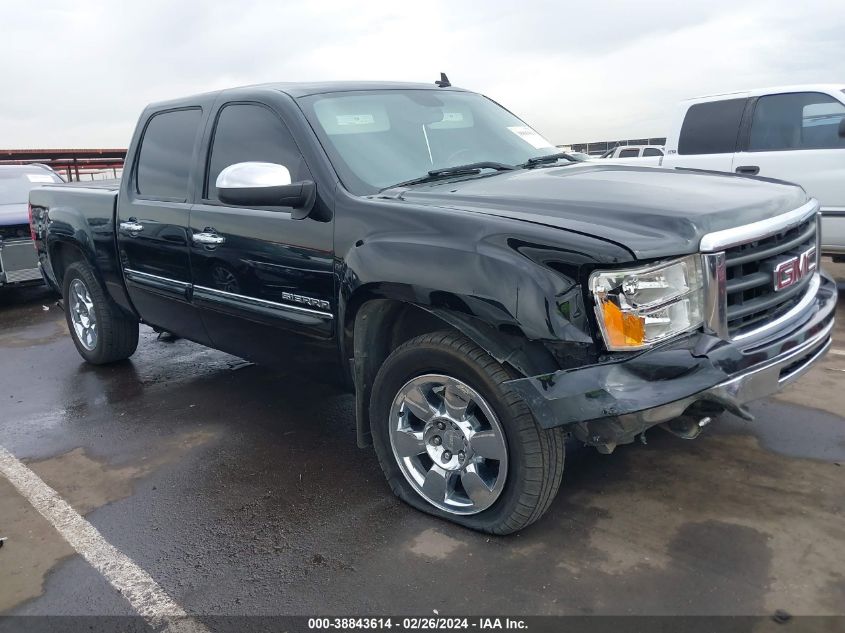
[507,272,838,450]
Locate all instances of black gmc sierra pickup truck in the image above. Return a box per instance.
[30,80,837,533]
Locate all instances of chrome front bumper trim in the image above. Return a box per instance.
[618,318,834,428]
[716,317,833,396]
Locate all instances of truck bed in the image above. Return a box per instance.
[57,179,121,191]
[29,183,127,309]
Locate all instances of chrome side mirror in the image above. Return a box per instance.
[216,162,292,189]
[215,162,315,218]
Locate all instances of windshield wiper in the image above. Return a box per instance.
[380,161,515,191]
[519,152,577,168]
[428,161,515,177]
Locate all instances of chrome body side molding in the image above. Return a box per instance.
[193,285,334,323]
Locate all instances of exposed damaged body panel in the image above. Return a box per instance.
[508,273,837,452]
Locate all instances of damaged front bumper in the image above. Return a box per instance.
[507,272,838,453]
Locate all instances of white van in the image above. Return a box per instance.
[660,85,845,258]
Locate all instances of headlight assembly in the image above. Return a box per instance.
[589,255,704,351]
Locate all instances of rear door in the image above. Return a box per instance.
[733,90,845,251]
[664,97,748,172]
[189,100,336,370]
[117,107,211,342]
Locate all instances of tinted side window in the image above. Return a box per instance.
[206,103,306,202]
[136,109,202,200]
[643,147,663,157]
[678,98,746,155]
[749,92,845,151]
[619,148,639,158]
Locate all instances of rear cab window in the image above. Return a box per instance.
[748,91,845,151]
[643,148,663,157]
[135,108,203,201]
[678,98,746,155]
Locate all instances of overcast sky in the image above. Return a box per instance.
[2,0,844,148]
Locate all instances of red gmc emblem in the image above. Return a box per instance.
[773,246,817,291]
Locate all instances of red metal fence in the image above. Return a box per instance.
[0,148,126,181]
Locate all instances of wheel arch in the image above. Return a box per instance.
[48,238,94,288]
[345,284,560,448]
[48,236,140,320]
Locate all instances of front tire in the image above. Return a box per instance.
[63,261,139,364]
[370,331,565,534]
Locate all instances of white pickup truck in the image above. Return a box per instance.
[599,145,664,164]
[659,84,845,259]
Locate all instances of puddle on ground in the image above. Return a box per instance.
[0,316,67,349]
[0,428,217,612]
[409,528,467,561]
[538,433,845,615]
[0,478,75,612]
[773,355,845,418]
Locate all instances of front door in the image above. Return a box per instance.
[117,107,211,343]
[189,101,337,373]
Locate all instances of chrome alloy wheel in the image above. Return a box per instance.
[69,278,98,351]
[389,374,509,515]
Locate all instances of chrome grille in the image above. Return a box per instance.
[0,239,39,281]
[723,215,817,336]
[700,200,821,342]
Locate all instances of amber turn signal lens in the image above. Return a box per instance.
[601,300,645,348]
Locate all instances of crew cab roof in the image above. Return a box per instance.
[269,81,470,98]
[684,83,845,101]
[145,81,470,110]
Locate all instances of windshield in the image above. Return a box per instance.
[0,169,61,205]
[299,90,559,194]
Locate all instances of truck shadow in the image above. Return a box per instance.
[0,284,56,311]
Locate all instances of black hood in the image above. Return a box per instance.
[388,164,808,260]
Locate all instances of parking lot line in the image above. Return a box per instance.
[830,349,845,357]
[0,445,209,633]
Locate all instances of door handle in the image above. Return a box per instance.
[735,165,760,176]
[119,219,144,234]
[192,232,225,245]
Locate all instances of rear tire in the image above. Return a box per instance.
[63,261,139,364]
[370,331,565,534]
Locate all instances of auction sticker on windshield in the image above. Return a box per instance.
[507,125,555,149]
[336,114,376,126]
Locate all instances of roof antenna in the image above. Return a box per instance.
[435,72,451,88]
